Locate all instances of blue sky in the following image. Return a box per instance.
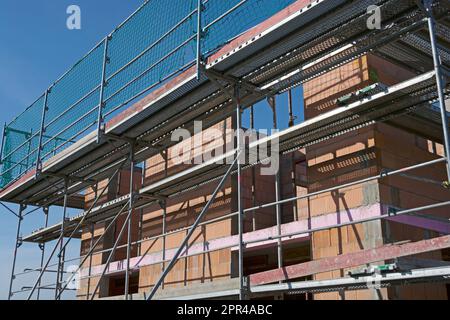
[0,0,304,300]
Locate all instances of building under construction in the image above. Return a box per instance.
[1,0,450,300]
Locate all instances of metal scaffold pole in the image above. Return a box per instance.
[96,36,110,144]
[288,89,295,128]
[424,0,450,181]
[250,105,257,231]
[235,86,246,300]
[161,199,167,289]
[287,89,299,222]
[90,200,136,300]
[268,96,283,278]
[35,88,50,177]
[160,150,168,289]
[8,204,25,300]
[125,146,135,300]
[37,207,49,300]
[0,122,6,165]
[86,223,95,300]
[196,0,203,80]
[55,180,69,300]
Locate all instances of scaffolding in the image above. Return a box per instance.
[1,0,450,300]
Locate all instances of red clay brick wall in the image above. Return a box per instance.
[303,56,371,120]
[305,126,386,300]
[302,54,446,300]
[376,123,449,300]
[303,54,415,120]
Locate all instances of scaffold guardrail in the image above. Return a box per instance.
[0,0,297,189]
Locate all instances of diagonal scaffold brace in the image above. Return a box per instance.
[56,199,131,299]
[146,150,242,300]
[87,142,138,300]
[26,157,129,300]
[145,73,251,300]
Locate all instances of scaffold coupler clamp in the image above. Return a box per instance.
[242,276,251,298]
[17,237,23,249]
[388,207,398,217]
[380,169,389,179]
[442,180,450,189]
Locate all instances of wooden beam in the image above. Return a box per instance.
[249,234,450,286]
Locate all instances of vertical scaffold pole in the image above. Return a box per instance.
[86,186,99,300]
[424,0,450,181]
[125,146,135,300]
[160,150,168,289]
[37,207,49,300]
[288,89,295,128]
[86,223,95,300]
[268,96,283,276]
[55,180,69,300]
[196,0,203,80]
[90,200,135,299]
[250,106,257,231]
[161,200,167,289]
[96,36,110,144]
[0,122,7,165]
[138,161,146,258]
[288,89,299,222]
[235,86,245,300]
[35,89,50,178]
[8,204,25,300]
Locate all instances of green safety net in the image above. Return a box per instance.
[0,0,297,188]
